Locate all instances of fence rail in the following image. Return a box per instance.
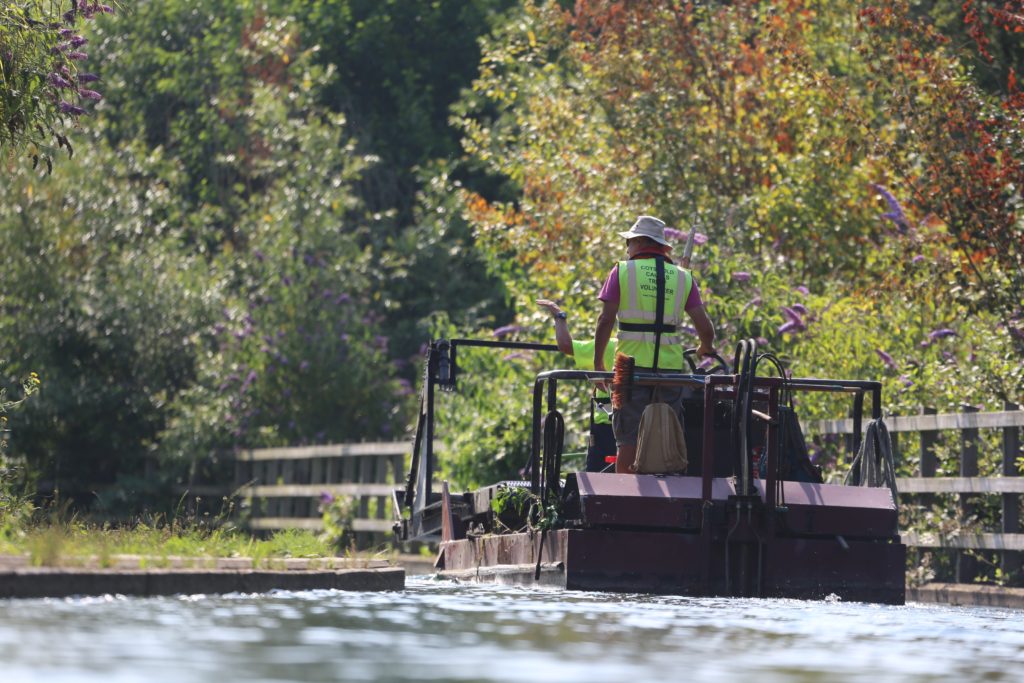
[233,441,410,542]
[900,532,1024,551]
[894,477,1024,494]
[811,402,1021,585]
[813,409,1024,434]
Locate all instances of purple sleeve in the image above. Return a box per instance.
[598,266,619,302]
[684,279,703,312]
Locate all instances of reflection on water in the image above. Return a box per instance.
[0,577,1022,683]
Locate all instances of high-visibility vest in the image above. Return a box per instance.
[616,258,693,370]
[572,339,616,425]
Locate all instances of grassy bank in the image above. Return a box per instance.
[0,519,348,569]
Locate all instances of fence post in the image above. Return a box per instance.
[920,406,938,477]
[889,411,900,470]
[1004,402,1022,584]
[233,450,245,497]
[309,456,325,519]
[957,404,979,583]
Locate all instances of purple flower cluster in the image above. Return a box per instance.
[777,305,807,334]
[44,2,115,123]
[492,324,523,339]
[664,227,709,245]
[869,183,910,233]
[921,328,956,346]
[875,349,898,370]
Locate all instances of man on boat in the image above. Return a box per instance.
[593,215,716,474]
[536,298,617,472]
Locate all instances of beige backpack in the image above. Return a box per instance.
[631,401,688,474]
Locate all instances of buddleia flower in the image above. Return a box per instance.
[875,349,898,370]
[928,328,956,341]
[49,73,73,88]
[492,324,523,338]
[869,183,910,233]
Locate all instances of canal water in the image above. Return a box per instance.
[1,577,1022,683]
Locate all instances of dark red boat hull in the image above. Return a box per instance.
[437,474,906,604]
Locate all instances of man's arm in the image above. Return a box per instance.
[536,299,573,356]
[687,305,716,357]
[594,297,618,371]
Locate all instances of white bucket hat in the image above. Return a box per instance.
[618,215,670,247]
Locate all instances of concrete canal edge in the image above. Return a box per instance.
[5,552,1021,607]
[0,554,407,599]
[908,582,1024,610]
[0,567,405,599]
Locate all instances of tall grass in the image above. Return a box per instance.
[0,492,338,567]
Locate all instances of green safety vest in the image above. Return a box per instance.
[616,258,693,370]
[572,339,615,425]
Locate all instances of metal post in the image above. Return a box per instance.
[765,386,780,512]
[530,380,543,492]
[700,378,716,504]
[425,353,436,505]
[851,391,864,460]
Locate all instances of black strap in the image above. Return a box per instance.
[618,321,677,333]
[652,256,666,372]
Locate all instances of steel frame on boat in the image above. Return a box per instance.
[394,339,905,604]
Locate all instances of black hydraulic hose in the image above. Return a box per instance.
[724,497,744,595]
[731,340,750,487]
[756,351,790,508]
[535,409,564,583]
[541,409,565,509]
[732,339,757,495]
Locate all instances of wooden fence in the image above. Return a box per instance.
[233,442,408,539]
[812,403,1022,583]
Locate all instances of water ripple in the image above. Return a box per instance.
[0,578,1021,682]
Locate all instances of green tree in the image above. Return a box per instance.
[285,0,517,216]
[0,131,215,509]
[160,63,408,460]
[285,0,519,367]
[0,5,410,513]
[447,0,1023,486]
[90,0,515,370]
[1,1,115,169]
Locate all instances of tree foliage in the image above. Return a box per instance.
[0,1,114,169]
[0,0,519,513]
[447,0,1023,480]
[2,0,1021,513]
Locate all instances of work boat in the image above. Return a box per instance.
[394,338,906,605]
